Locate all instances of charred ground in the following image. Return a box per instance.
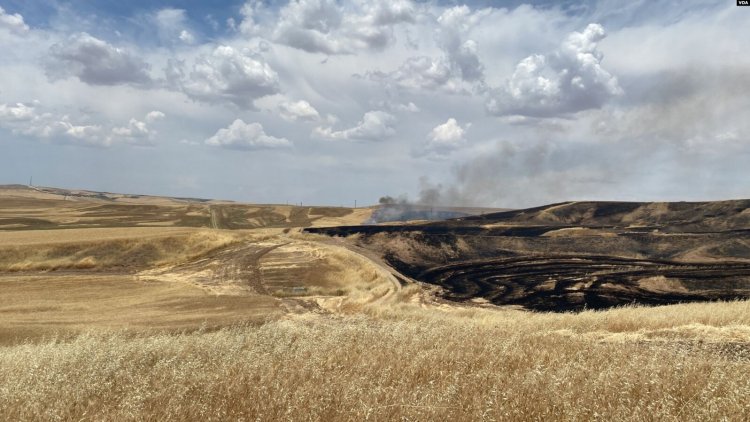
[306,200,750,311]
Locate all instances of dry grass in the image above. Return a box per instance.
[0,274,281,345]
[1,300,750,421]
[0,229,247,272]
[308,207,374,227]
[0,227,198,246]
[542,227,618,237]
[252,234,397,303]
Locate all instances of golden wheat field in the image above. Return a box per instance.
[1,187,750,420]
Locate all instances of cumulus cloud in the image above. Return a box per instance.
[0,103,35,121]
[109,111,165,145]
[46,33,152,86]
[0,104,163,147]
[368,56,456,92]
[366,5,486,94]
[178,30,195,44]
[247,0,416,55]
[344,0,416,51]
[278,100,320,122]
[273,0,343,54]
[145,110,166,123]
[0,6,29,33]
[392,102,420,113]
[166,45,279,108]
[487,23,622,117]
[17,116,104,146]
[436,6,486,83]
[205,119,291,150]
[419,118,467,156]
[238,1,263,35]
[313,110,395,141]
[110,119,151,143]
[0,102,101,145]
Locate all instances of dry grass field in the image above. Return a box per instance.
[1,186,750,420]
[0,185,372,230]
[1,301,750,420]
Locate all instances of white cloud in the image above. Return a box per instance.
[420,118,466,156]
[166,45,279,109]
[273,0,344,54]
[238,1,262,35]
[0,6,29,33]
[109,111,165,145]
[0,102,99,144]
[247,0,416,55]
[145,110,166,123]
[278,100,320,122]
[0,103,35,121]
[20,116,104,145]
[366,5,487,94]
[368,56,459,92]
[46,33,152,86]
[436,6,486,83]
[487,23,622,117]
[313,110,395,141]
[179,30,195,44]
[110,119,151,144]
[205,119,291,150]
[394,102,420,112]
[344,0,416,51]
[0,104,163,147]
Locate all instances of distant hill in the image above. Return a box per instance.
[368,204,511,223]
[306,199,750,311]
[454,200,750,233]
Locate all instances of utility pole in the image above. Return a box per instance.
[29,176,32,187]
[354,200,357,209]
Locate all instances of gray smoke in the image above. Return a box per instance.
[395,66,750,209]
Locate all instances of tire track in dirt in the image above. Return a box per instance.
[138,241,288,296]
[304,235,405,304]
[209,206,220,229]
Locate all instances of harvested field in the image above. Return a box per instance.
[0,273,281,345]
[0,228,246,272]
[0,186,393,344]
[0,185,372,231]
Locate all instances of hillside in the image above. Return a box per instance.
[457,200,750,233]
[0,185,372,230]
[306,200,750,311]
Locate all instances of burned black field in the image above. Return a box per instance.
[306,200,750,311]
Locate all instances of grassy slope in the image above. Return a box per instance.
[1,300,750,420]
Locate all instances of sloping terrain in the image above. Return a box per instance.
[0,185,372,230]
[0,187,391,344]
[306,200,750,311]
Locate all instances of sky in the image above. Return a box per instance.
[0,0,748,208]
